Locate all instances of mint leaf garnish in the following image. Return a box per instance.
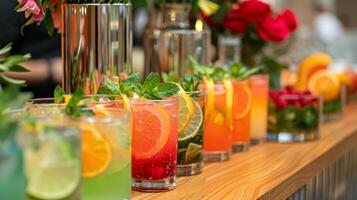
[54,85,65,104]
[99,73,178,100]
[229,62,261,81]
[104,76,121,95]
[179,75,200,92]
[119,73,142,97]
[64,89,94,117]
[141,73,178,99]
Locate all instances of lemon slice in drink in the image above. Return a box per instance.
[179,99,203,141]
[173,83,195,133]
[25,138,80,199]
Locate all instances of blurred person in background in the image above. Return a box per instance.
[313,3,344,44]
[0,0,62,98]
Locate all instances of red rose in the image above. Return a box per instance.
[257,15,290,42]
[223,10,248,33]
[278,9,298,32]
[238,0,271,23]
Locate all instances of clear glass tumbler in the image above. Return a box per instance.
[131,97,179,192]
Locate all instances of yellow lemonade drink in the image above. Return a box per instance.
[249,75,269,144]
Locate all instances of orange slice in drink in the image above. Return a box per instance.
[233,81,252,120]
[308,71,341,102]
[223,79,233,130]
[81,124,112,178]
[132,104,170,160]
[203,77,215,119]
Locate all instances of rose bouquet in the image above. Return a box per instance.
[202,0,298,89]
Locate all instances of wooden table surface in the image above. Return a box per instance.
[132,103,357,200]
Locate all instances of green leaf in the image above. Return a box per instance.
[119,73,142,97]
[0,74,26,85]
[64,89,94,117]
[180,75,200,92]
[97,86,114,95]
[0,43,12,56]
[153,83,179,99]
[104,76,121,94]
[228,62,261,80]
[142,72,160,92]
[8,64,30,72]
[54,85,65,104]
[43,8,54,36]
[262,57,284,89]
[1,54,31,69]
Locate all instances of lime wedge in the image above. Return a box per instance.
[185,143,202,163]
[25,138,80,199]
[179,99,203,141]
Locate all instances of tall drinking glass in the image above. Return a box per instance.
[26,97,132,199]
[204,83,232,162]
[177,91,204,176]
[77,108,132,200]
[20,122,81,200]
[232,80,252,152]
[131,97,179,192]
[0,110,26,200]
[249,75,269,145]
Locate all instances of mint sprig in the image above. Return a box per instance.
[229,62,262,81]
[179,75,200,92]
[190,57,261,82]
[54,85,65,104]
[64,89,94,117]
[98,72,179,100]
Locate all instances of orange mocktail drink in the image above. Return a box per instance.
[249,75,269,145]
[232,80,252,152]
[203,79,233,162]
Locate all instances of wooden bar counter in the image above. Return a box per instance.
[133,103,357,200]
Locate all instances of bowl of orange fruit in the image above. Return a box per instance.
[295,53,346,122]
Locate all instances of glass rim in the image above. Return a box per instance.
[27,98,64,107]
[250,74,269,80]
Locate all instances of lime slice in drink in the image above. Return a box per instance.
[179,99,203,142]
[25,138,80,199]
[185,143,202,163]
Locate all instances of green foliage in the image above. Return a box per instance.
[64,89,95,117]
[229,62,262,81]
[0,86,32,141]
[98,73,179,100]
[179,75,200,92]
[190,57,260,83]
[0,43,31,87]
[54,85,65,104]
[261,57,285,90]
[190,57,228,82]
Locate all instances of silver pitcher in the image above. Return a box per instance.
[61,3,132,94]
